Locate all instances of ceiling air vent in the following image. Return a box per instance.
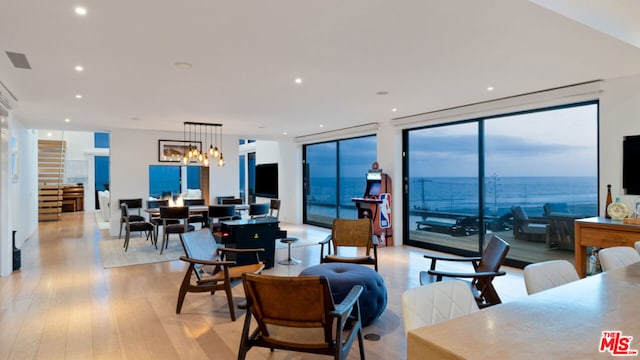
[5,51,32,70]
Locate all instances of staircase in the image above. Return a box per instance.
[38,139,66,221]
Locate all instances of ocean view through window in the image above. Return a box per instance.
[304,135,377,227]
[405,101,598,266]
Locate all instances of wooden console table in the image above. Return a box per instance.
[62,184,84,212]
[574,216,640,277]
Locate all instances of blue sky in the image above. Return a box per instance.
[409,103,598,177]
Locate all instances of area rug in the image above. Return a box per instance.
[98,236,184,268]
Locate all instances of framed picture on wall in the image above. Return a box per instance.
[158,139,202,163]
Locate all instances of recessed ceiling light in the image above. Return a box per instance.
[320,124,324,128]
[392,108,397,112]
[295,78,302,84]
[376,91,389,95]
[487,86,494,91]
[283,132,288,136]
[75,7,87,16]
[174,61,192,69]
[75,94,82,99]
[64,118,71,123]
[75,65,84,72]
[47,132,52,137]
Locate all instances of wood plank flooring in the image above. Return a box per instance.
[0,211,526,359]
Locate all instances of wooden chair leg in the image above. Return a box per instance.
[237,309,253,360]
[224,282,236,321]
[124,229,130,252]
[160,232,167,254]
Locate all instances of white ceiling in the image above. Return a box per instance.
[1,0,640,140]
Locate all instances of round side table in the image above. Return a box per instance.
[278,237,301,265]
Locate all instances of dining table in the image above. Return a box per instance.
[407,261,640,359]
[145,204,249,216]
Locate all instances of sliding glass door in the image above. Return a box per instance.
[404,102,598,265]
[304,135,376,228]
[406,121,481,255]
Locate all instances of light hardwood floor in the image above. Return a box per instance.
[0,211,526,359]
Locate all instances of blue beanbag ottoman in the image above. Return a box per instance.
[299,263,387,326]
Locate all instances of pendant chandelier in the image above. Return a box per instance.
[182,121,224,167]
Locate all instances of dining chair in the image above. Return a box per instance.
[120,203,156,251]
[147,199,178,240]
[184,198,207,228]
[249,202,270,218]
[523,259,579,295]
[118,198,145,239]
[598,246,640,271]
[159,206,194,254]
[268,199,281,219]
[401,280,479,334]
[208,205,239,231]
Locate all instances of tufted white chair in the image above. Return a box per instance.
[598,246,640,272]
[401,280,479,334]
[523,260,579,295]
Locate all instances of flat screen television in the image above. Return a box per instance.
[255,163,278,198]
[623,135,640,195]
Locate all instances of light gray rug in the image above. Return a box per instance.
[98,236,184,268]
[99,231,319,268]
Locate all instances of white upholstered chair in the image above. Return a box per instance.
[401,280,479,334]
[598,246,640,272]
[635,241,640,255]
[523,260,579,295]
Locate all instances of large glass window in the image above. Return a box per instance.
[407,122,480,254]
[304,135,376,227]
[239,154,246,201]
[405,102,598,266]
[148,165,201,199]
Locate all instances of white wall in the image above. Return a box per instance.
[109,128,239,236]
[376,120,404,245]
[254,140,301,224]
[0,112,39,275]
[10,122,38,248]
[600,74,640,210]
[0,106,9,275]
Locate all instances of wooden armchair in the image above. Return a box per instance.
[420,235,510,308]
[319,218,379,271]
[177,229,265,321]
[238,273,365,360]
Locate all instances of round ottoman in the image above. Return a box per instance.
[299,263,387,326]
